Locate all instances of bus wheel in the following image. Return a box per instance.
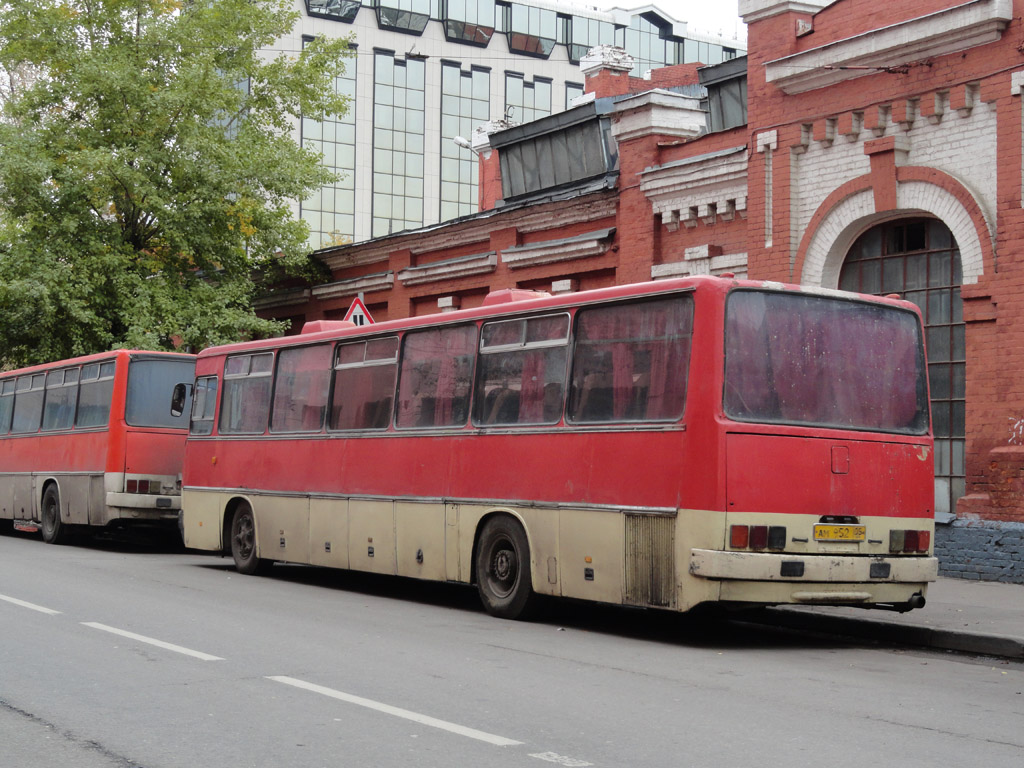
[230,504,269,575]
[40,485,68,545]
[475,516,534,620]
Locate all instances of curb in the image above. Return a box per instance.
[741,607,1024,661]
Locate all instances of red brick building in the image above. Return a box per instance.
[260,0,1024,581]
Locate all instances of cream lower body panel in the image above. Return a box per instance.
[179,490,935,613]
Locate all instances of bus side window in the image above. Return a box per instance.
[271,344,332,433]
[219,353,273,435]
[190,376,218,436]
[0,379,15,434]
[77,362,115,428]
[10,374,45,434]
[396,326,477,429]
[330,337,399,431]
[41,367,79,432]
[568,297,693,424]
[472,314,569,427]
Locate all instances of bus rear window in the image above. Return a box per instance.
[724,290,928,434]
[126,358,196,429]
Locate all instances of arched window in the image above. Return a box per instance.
[839,218,965,518]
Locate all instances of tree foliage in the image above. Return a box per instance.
[0,0,352,366]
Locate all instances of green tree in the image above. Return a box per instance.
[0,0,352,366]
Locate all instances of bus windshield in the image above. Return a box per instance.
[724,290,929,434]
[126,358,195,429]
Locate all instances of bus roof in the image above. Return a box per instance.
[197,275,922,359]
[0,349,196,379]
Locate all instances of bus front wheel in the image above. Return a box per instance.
[230,504,270,575]
[475,516,535,620]
[40,485,68,545]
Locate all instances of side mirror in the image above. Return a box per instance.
[171,382,191,418]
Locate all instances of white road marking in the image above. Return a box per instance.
[530,751,594,766]
[81,622,224,661]
[0,593,61,615]
[268,675,523,747]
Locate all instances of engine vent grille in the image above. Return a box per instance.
[624,514,676,607]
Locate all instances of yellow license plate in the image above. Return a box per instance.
[814,524,866,541]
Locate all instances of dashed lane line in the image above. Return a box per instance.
[0,593,61,615]
[81,622,225,661]
[268,675,523,747]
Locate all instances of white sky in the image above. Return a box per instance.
[606,1,747,43]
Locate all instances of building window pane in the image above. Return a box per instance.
[301,39,356,250]
[373,53,426,237]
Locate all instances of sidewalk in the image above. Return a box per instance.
[749,577,1024,660]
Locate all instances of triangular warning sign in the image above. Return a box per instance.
[343,297,374,327]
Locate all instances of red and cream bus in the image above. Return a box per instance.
[0,350,196,543]
[179,276,937,618]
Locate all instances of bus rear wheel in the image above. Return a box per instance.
[231,504,270,575]
[475,516,535,620]
[40,485,68,545]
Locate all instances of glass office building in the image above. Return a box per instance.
[288,1,744,248]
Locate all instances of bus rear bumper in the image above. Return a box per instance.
[689,549,938,584]
[105,492,182,511]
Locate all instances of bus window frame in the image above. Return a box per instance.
[328,335,400,433]
[395,323,478,431]
[472,312,571,428]
[41,366,81,432]
[75,360,117,429]
[10,373,46,434]
[0,378,15,434]
[269,343,333,435]
[565,294,694,426]
[219,352,275,436]
[190,376,219,436]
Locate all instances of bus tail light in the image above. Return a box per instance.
[889,529,931,553]
[730,525,749,549]
[730,525,787,550]
[125,479,152,494]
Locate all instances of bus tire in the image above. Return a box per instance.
[475,516,535,620]
[230,503,270,575]
[40,485,68,545]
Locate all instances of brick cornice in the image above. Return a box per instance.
[500,228,615,270]
[311,271,395,300]
[640,146,749,230]
[397,252,498,286]
[765,0,1012,94]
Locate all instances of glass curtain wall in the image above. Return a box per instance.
[444,0,496,45]
[440,63,490,221]
[301,40,357,250]
[373,53,426,238]
[504,73,550,124]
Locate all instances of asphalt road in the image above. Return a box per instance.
[1,527,1022,768]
